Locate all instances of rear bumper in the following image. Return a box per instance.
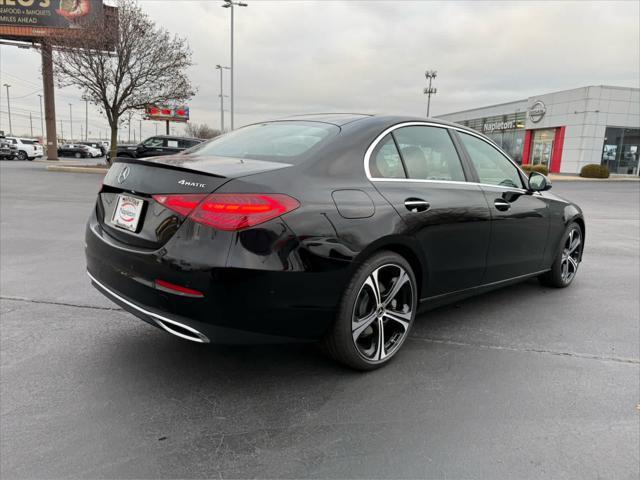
[88,271,310,344]
[86,207,350,344]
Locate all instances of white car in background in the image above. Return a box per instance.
[81,144,102,158]
[6,137,43,161]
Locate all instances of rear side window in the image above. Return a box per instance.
[20,139,34,145]
[369,134,406,178]
[190,121,339,163]
[392,126,465,181]
[458,132,523,188]
[143,137,163,147]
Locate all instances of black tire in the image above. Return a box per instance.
[74,152,82,159]
[17,150,27,161]
[322,251,417,370]
[539,222,583,288]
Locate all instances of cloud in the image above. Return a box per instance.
[2,0,638,136]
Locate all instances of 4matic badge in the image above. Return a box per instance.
[178,179,207,188]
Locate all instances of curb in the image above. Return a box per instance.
[549,175,640,182]
[47,165,108,174]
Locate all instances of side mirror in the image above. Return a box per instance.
[528,171,552,192]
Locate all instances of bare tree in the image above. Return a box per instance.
[49,0,195,163]
[185,123,221,140]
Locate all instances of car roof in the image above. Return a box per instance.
[275,113,373,126]
[151,135,202,141]
[262,113,480,134]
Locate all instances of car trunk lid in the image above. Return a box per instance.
[98,155,293,249]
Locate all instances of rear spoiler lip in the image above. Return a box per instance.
[111,155,293,180]
[112,157,227,179]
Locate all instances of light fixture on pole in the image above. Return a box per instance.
[215,64,230,132]
[3,84,12,134]
[423,70,437,117]
[221,0,248,131]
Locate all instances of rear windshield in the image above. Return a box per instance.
[185,121,339,163]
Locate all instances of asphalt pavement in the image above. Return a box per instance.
[1,161,638,479]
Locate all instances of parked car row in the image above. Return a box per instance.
[0,136,43,161]
[1,133,202,161]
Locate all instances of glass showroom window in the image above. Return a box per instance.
[602,127,640,175]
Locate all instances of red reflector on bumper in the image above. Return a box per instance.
[154,279,204,298]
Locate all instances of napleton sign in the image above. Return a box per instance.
[482,120,517,133]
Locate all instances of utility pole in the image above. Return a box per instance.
[423,70,437,117]
[128,112,132,142]
[222,0,248,130]
[3,84,12,134]
[68,103,73,142]
[41,42,58,159]
[84,99,88,141]
[215,64,230,131]
[29,112,33,137]
[60,119,64,140]
[80,124,84,142]
[155,123,158,135]
[37,94,44,138]
[139,119,142,141]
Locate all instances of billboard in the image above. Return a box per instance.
[145,105,190,123]
[0,0,104,39]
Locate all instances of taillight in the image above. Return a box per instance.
[153,194,207,216]
[152,193,299,231]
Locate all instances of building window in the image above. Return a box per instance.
[455,112,526,164]
[602,127,640,175]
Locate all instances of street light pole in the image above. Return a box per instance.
[3,84,12,134]
[215,64,230,132]
[222,0,248,131]
[423,70,437,118]
[84,99,88,141]
[68,103,73,142]
[37,94,44,138]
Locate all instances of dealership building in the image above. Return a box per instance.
[437,85,640,175]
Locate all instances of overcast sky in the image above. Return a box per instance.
[1,0,638,139]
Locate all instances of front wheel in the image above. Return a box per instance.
[539,222,583,288]
[322,251,417,370]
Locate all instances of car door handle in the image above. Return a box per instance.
[494,199,511,211]
[404,199,431,213]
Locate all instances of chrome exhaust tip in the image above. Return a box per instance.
[153,318,209,343]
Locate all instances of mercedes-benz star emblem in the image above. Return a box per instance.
[117,165,130,184]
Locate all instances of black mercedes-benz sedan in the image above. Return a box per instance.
[86,114,585,370]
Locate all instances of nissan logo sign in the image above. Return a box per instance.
[528,100,546,123]
[117,165,130,184]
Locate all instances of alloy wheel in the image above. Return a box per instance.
[561,227,581,283]
[351,263,414,362]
